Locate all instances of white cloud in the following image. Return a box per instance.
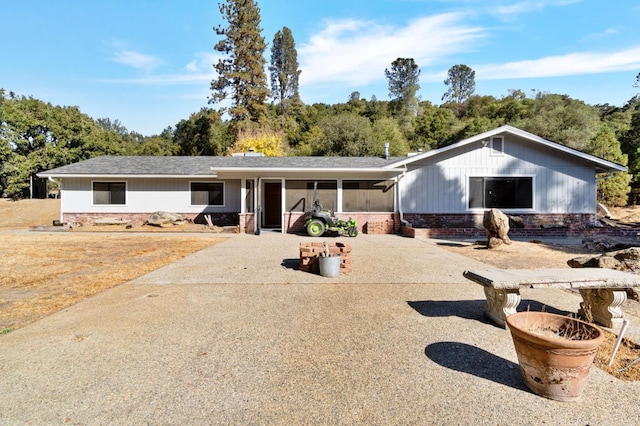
[99,72,213,85]
[492,0,582,17]
[100,52,220,85]
[473,46,640,80]
[186,60,200,72]
[111,49,163,72]
[298,13,485,87]
[185,52,220,73]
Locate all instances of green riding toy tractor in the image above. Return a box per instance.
[305,199,358,237]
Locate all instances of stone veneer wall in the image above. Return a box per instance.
[63,211,400,235]
[400,213,640,239]
[64,212,239,227]
[403,213,595,230]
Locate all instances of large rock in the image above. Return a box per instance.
[508,215,525,229]
[568,247,640,301]
[566,255,623,270]
[483,208,512,248]
[581,236,636,252]
[147,211,188,227]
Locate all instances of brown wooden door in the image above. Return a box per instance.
[263,182,282,228]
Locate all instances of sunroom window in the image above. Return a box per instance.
[342,180,394,212]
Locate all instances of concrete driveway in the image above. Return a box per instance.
[1,233,639,424]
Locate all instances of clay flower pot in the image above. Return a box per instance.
[506,311,604,402]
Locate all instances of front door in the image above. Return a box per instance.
[263,182,282,228]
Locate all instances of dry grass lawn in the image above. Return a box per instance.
[0,199,224,332]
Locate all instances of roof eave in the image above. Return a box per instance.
[385,125,629,173]
[37,173,219,179]
[209,167,402,173]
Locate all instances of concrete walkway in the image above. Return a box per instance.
[1,233,639,424]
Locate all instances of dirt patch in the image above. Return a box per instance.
[436,239,593,269]
[0,199,225,332]
[595,331,640,381]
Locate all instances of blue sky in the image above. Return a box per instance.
[2,0,639,136]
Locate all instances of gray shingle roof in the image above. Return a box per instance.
[39,155,402,176]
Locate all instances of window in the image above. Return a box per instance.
[93,182,126,205]
[285,180,337,212]
[191,182,224,206]
[469,177,532,209]
[343,180,394,212]
[491,136,504,156]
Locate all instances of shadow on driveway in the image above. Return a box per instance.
[425,341,529,393]
[407,299,572,326]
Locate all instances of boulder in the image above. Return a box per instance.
[568,247,640,302]
[147,211,188,227]
[613,247,640,270]
[581,236,637,252]
[483,208,512,248]
[508,215,525,229]
[567,255,623,270]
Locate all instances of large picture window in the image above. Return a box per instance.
[191,182,224,206]
[469,177,532,209]
[343,180,394,212]
[93,182,126,205]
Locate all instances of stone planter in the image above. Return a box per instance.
[506,312,604,402]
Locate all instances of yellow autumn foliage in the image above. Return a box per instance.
[228,130,286,157]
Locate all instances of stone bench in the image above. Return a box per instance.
[463,268,640,328]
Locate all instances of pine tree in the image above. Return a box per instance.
[385,58,421,131]
[442,64,476,117]
[269,27,301,116]
[385,58,421,114]
[211,0,270,124]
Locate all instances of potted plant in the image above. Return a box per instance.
[506,311,604,402]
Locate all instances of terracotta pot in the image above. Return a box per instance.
[506,311,604,402]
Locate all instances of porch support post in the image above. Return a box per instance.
[336,178,343,213]
[280,178,286,234]
[255,177,262,235]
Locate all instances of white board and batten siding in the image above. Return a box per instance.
[400,135,596,214]
[61,177,241,214]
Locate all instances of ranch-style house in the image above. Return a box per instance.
[39,125,626,237]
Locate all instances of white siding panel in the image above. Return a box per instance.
[400,135,599,214]
[61,177,241,214]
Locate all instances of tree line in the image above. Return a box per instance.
[1,0,639,207]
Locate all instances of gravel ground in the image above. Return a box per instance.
[1,233,639,425]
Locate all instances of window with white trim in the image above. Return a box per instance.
[491,136,504,156]
[191,182,224,206]
[93,182,126,205]
[469,177,532,209]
